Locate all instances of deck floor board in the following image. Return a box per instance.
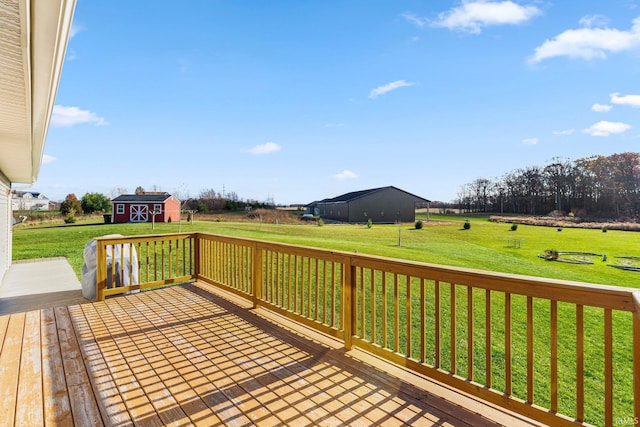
[0,282,542,426]
[16,311,43,427]
[41,307,73,427]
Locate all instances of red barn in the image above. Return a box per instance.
[111,193,180,223]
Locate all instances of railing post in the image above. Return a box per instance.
[193,233,200,279]
[632,292,640,424]
[252,243,262,308]
[96,240,106,301]
[343,256,356,350]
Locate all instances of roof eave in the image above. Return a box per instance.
[0,0,76,185]
[28,0,77,184]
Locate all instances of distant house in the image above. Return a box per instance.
[308,186,430,224]
[11,191,50,211]
[111,193,180,223]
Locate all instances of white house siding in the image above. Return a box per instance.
[0,178,11,281]
[11,192,49,211]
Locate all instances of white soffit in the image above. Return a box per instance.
[0,0,76,185]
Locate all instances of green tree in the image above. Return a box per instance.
[81,192,112,214]
[60,194,82,216]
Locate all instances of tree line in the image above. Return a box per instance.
[457,152,640,219]
[181,188,275,213]
[57,187,277,217]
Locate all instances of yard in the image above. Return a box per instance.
[13,213,640,289]
[11,213,640,425]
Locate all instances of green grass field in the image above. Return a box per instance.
[11,213,640,425]
[14,213,640,289]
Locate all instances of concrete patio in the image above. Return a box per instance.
[0,258,90,315]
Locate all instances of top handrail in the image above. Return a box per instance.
[95,231,639,312]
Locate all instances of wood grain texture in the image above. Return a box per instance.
[0,283,549,427]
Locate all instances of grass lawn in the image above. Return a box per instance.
[12,213,640,426]
[15,213,638,288]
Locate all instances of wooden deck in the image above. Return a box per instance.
[0,282,542,426]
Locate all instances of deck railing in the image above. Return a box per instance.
[95,232,640,427]
[95,233,196,300]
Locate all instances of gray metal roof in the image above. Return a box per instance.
[317,186,430,204]
[112,193,173,203]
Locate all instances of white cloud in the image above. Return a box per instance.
[430,1,541,34]
[65,49,78,61]
[610,92,640,107]
[51,105,107,127]
[582,120,631,136]
[42,154,56,164]
[579,14,610,28]
[248,142,281,155]
[592,103,612,112]
[529,16,640,63]
[332,170,359,180]
[70,23,84,39]
[368,80,415,99]
[522,137,539,145]
[553,128,575,135]
[401,13,428,28]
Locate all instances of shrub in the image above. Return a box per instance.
[64,217,76,224]
[415,220,423,230]
[168,217,172,223]
[81,192,111,214]
[602,226,608,233]
[510,223,518,231]
[60,194,82,216]
[367,218,373,229]
[317,218,324,227]
[463,220,471,230]
[544,249,559,259]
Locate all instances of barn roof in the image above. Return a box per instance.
[317,186,430,204]
[112,193,174,203]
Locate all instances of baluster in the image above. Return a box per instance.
[451,283,456,374]
[485,289,492,388]
[527,296,534,403]
[467,286,473,381]
[505,292,512,395]
[605,308,613,426]
[576,304,584,422]
[406,276,412,358]
[550,300,558,412]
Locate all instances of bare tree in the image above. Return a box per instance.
[109,187,128,198]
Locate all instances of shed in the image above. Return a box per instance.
[111,193,180,223]
[309,186,430,224]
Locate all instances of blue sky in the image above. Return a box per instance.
[40,1,640,204]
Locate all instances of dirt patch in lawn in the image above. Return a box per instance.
[489,215,640,232]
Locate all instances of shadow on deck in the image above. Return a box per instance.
[0,282,541,426]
